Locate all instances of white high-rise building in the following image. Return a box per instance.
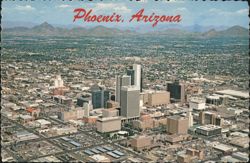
[133,64,141,91]
[120,86,140,119]
[188,108,193,127]
[84,101,93,117]
[115,75,131,104]
[54,75,64,88]
[189,97,206,110]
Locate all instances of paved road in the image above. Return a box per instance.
[40,96,151,161]
[2,96,152,162]
[2,146,26,162]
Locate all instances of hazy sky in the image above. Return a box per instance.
[2,0,249,27]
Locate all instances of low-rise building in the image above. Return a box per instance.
[196,125,222,136]
[102,109,119,118]
[19,114,34,123]
[229,137,249,149]
[51,126,78,135]
[130,136,152,151]
[213,143,236,154]
[199,111,223,126]
[189,97,206,110]
[147,91,170,107]
[59,108,84,122]
[177,148,204,163]
[165,134,190,144]
[88,154,110,162]
[15,131,39,141]
[166,115,189,134]
[26,108,40,119]
[96,117,121,133]
[35,119,51,128]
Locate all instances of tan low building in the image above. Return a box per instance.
[165,134,190,144]
[148,91,170,107]
[130,136,152,151]
[177,148,204,163]
[167,115,189,134]
[88,154,110,162]
[102,109,119,118]
[132,117,167,131]
[96,117,121,133]
[132,119,154,130]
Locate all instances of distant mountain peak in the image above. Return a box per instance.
[41,21,54,27]
[226,25,248,32]
[33,22,54,29]
[41,21,49,25]
[3,24,248,37]
[207,29,217,32]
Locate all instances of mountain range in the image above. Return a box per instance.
[2,22,249,38]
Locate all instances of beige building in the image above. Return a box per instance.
[189,97,206,111]
[199,111,224,126]
[130,136,152,151]
[59,108,85,122]
[106,100,119,109]
[132,119,154,130]
[102,109,119,118]
[88,154,110,162]
[177,148,204,163]
[50,126,78,135]
[165,134,190,144]
[96,117,121,133]
[148,91,170,107]
[132,115,167,130]
[153,118,167,127]
[167,115,189,134]
[140,92,149,105]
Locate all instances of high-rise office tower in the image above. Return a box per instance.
[167,80,185,103]
[115,75,131,104]
[54,75,64,88]
[91,85,110,109]
[120,86,140,119]
[127,66,135,85]
[92,90,102,109]
[127,64,143,92]
[103,90,110,108]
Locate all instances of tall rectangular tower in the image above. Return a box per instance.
[127,64,143,92]
[115,75,131,104]
[167,80,185,103]
[133,64,142,92]
[120,86,140,119]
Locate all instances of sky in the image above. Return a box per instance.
[2,0,249,28]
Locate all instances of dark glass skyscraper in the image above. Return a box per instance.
[127,68,135,85]
[92,90,103,109]
[167,80,185,103]
[103,90,110,108]
[91,85,110,109]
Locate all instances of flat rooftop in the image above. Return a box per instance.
[213,143,234,152]
[168,115,187,120]
[97,116,121,122]
[190,97,206,103]
[196,125,221,131]
[216,89,249,99]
